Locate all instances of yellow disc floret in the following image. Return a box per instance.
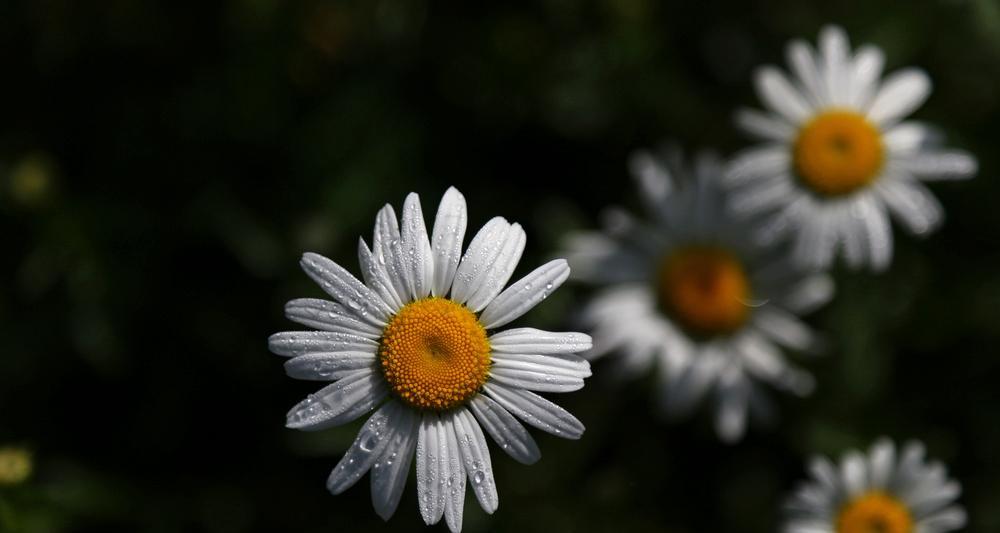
[794,110,884,196]
[837,491,914,533]
[657,246,752,337]
[379,297,491,411]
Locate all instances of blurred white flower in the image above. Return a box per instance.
[270,187,591,532]
[784,438,966,533]
[729,25,977,271]
[564,146,832,442]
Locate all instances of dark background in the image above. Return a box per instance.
[1,0,999,531]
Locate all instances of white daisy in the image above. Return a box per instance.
[269,187,591,532]
[728,25,977,271]
[784,438,966,533]
[563,146,833,442]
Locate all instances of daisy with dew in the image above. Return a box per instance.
[269,187,591,532]
[563,146,833,442]
[784,438,966,533]
[728,25,977,271]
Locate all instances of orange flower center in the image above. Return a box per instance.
[837,492,914,533]
[657,246,751,337]
[794,110,884,196]
[378,298,491,411]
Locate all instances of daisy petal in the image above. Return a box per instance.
[453,407,499,514]
[465,223,526,312]
[716,372,751,442]
[915,507,967,531]
[840,451,868,497]
[883,122,935,153]
[876,178,943,236]
[268,331,378,357]
[847,45,885,109]
[489,328,592,354]
[867,68,931,126]
[755,66,813,123]
[371,407,419,521]
[786,39,827,107]
[283,298,382,338]
[857,195,893,271]
[442,415,466,533]
[284,351,376,381]
[373,205,411,306]
[868,438,896,490]
[479,259,570,329]
[483,382,584,439]
[299,252,393,327]
[430,187,468,297]
[735,108,797,142]
[819,25,851,106]
[489,353,590,393]
[327,401,404,495]
[416,413,446,525]
[895,150,978,180]
[450,217,510,304]
[286,369,388,431]
[628,149,674,211]
[468,394,540,465]
[358,238,405,311]
[399,193,435,301]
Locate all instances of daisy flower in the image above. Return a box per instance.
[728,25,977,271]
[269,187,591,532]
[563,146,833,442]
[784,438,966,533]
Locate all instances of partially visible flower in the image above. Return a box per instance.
[270,187,591,532]
[0,446,32,485]
[784,438,966,533]
[564,146,832,442]
[728,25,976,271]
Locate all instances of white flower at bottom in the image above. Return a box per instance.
[784,438,966,533]
[269,187,591,532]
[564,146,833,442]
[728,25,977,271]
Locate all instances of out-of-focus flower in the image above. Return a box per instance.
[8,152,57,209]
[563,146,832,442]
[0,446,33,485]
[269,187,591,532]
[784,438,965,533]
[728,25,977,271]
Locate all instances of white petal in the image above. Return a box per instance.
[726,145,790,184]
[283,298,382,338]
[868,438,896,490]
[284,351,376,381]
[883,122,934,153]
[754,66,813,123]
[327,401,405,495]
[847,45,884,109]
[400,193,435,300]
[479,259,570,329]
[268,331,378,357]
[416,413,446,525]
[483,382,584,439]
[370,407,419,521]
[450,217,510,304]
[895,151,978,180]
[780,274,835,314]
[867,68,931,125]
[661,350,722,416]
[286,369,388,430]
[715,372,751,443]
[786,39,827,107]
[431,187,468,297]
[857,195,894,271]
[453,407,499,514]
[754,308,818,351]
[734,108,796,142]
[915,507,966,532]
[465,223,526,312]
[819,25,851,106]
[489,328,592,354]
[299,252,392,327]
[840,451,868,497]
[442,415,467,533]
[628,149,674,210]
[467,394,541,465]
[373,205,411,306]
[875,178,943,236]
[358,238,405,311]
[489,353,590,393]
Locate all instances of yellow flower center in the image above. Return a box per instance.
[378,297,491,411]
[837,492,914,533]
[657,246,751,337]
[794,110,884,196]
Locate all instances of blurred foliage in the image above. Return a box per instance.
[1,0,999,532]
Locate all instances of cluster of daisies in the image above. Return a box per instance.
[268,26,972,533]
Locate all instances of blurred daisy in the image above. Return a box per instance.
[785,438,966,533]
[564,146,832,442]
[269,187,591,532]
[729,25,977,271]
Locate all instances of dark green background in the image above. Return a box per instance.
[1,0,998,531]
